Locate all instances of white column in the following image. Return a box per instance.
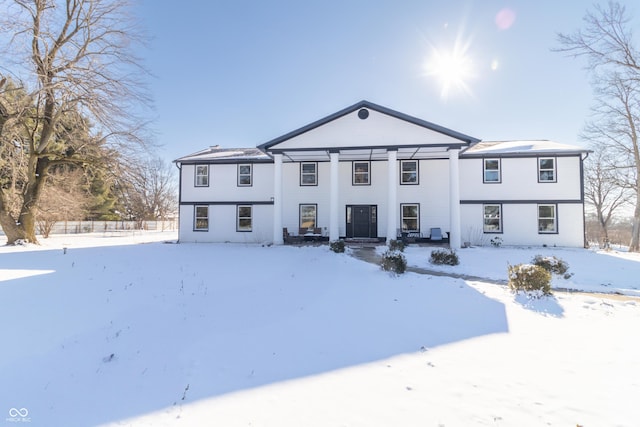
[449,148,461,249]
[329,151,340,241]
[273,153,284,245]
[387,149,398,242]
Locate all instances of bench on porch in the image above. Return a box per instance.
[396,228,449,244]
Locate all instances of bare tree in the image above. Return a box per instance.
[0,0,150,244]
[556,1,640,251]
[37,166,91,237]
[584,146,631,247]
[117,157,177,227]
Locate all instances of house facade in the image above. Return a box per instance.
[175,101,589,248]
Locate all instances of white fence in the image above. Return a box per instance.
[45,220,177,235]
[0,220,178,236]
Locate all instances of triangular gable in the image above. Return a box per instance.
[258,100,480,152]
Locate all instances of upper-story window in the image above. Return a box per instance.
[483,159,501,183]
[353,161,370,185]
[400,160,419,185]
[195,164,209,187]
[538,157,556,182]
[300,162,317,186]
[237,164,252,187]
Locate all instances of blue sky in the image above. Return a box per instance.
[135,0,634,162]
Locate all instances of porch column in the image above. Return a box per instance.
[329,151,340,241]
[387,149,398,242]
[273,153,283,245]
[449,148,461,249]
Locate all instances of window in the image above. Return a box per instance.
[401,204,419,232]
[483,159,501,183]
[237,205,252,232]
[538,157,556,182]
[299,204,317,230]
[483,204,502,233]
[400,160,419,184]
[194,205,209,231]
[538,204,557,233]
[353,161,370,185]
[300,162,317,186]
[237,164,252,186]
[195,165,209,187]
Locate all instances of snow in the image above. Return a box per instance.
[0,232,639,426]
[463,140,589,155]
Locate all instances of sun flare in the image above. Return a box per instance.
[424,39,475,99]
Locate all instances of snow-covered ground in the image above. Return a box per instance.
[1,232,638,426]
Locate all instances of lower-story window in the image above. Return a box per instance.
[401,203,419,232]
[237,205,252,232]
[194,205,209,231]
[300,204,317,230]
[538,204,557,233]
[483,204,502,233]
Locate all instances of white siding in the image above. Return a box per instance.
[460,203,584,247]
[180,163,274,202]
[460,156,582,201]
[179,204,273,244]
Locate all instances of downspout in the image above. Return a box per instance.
[175,161,182,243]
[581,152,589,248]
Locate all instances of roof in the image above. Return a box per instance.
[258,100,481,151]
[462,140,590,157]
[174,146,272,164]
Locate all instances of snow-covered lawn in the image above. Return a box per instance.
[0,232,638,426]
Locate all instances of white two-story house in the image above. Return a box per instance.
[175,101,589,248]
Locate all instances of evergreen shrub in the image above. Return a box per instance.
[507,263,552,297]
[429,248,459,266]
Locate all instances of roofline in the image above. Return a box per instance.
[258,100,481,151]
[174,158,273,165]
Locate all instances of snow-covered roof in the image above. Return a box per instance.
[462,140,590,157]
[174,146,272,164]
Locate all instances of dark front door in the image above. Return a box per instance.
[346,205,378,238]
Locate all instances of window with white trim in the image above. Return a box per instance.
[194,205,209,231]
[538,158,556,182]
[538,204,557,233]
[483,159,501,183]
[353,161,370,185]
[400,160,418,184]
[237,164,252,186]
[237,205,252,232]
[299,204,317,230]
[195,165,209,187]
[300,162,317,186]
[401,203,419,232]
[483,204,502,233]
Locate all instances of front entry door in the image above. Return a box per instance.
[346,205,378,238]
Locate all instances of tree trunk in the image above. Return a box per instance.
[630,188,640,252]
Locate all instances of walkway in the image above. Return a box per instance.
[349,246,639,301]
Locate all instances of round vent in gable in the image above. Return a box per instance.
[357,108,369,119]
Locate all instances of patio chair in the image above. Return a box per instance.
[429,227,443,241]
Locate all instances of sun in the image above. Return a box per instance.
[424,39,475,99]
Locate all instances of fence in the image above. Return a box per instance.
[0,220,178,236]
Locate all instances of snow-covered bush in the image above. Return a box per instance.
[329,240,345,253]
[380,250,407,274]
[490,236,503,247]
[388,239,405,252]
[430,248,459,266]
[507,263,552,297]
[531,255,570,278]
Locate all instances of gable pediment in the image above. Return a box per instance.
[259,101,479,153]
